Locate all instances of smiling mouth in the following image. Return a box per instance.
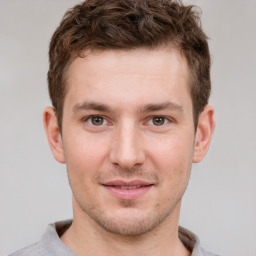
[105,185,151,189]
[102,182,153,200]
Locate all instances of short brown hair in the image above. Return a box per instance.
[48,0,211,130]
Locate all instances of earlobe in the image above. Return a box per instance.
[43,107,66,164]
[193,105,215,163]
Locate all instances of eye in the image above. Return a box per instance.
[150,116,168,126]
[87,116,106,126]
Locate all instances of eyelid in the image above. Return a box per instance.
[83,115,109,126]
[150,116,168,125]
[81,115,174,127]
[145,115,174,126]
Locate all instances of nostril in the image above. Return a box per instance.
[109,126,146,168]
[110,151,146,169]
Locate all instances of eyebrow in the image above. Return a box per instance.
[73,102,111,113]
[140,102,183,113]
[72,101,183,114]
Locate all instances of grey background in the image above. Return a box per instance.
[0,1,255,255]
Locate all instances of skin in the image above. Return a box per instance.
[44,47,215,256]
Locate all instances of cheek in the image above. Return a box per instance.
[63,132,110,177]
[147,133,194,176]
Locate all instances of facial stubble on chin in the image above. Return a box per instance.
[68,166,188,237]
[76,194,185,238]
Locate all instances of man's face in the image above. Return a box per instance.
[60,47,197,236]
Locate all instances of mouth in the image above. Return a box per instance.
[102,180,153,200]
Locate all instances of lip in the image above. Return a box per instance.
[102,180,153,200]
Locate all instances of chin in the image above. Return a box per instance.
[87,206,172,237]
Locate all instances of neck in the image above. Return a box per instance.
[61,203,190,256]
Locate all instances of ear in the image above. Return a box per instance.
[43,107,66,163]
[193,105,215,163]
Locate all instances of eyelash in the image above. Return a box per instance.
[85,115,108,126]
[83,115,172,127]
[147,116,170,126]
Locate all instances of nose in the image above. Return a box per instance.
[109,122,146,169]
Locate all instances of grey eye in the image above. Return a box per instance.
[152,116,166,126]
[90,116,104,126]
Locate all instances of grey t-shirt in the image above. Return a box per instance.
[10,220,220,256]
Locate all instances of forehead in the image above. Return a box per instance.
[69,46,188,79]
[64,47,191,110]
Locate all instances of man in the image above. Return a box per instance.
[11,0,217,255]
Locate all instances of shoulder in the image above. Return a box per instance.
[9,242,48,256]
[9,220,74,256]
[178,226,221,256]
